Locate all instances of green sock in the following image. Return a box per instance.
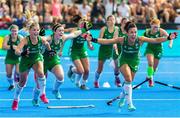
[147,66,154,78]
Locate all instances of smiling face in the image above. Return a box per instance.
[10,25,19,38]
[127,27,137,42]
[54,26,64,38]
[150,24,160,33]
[29,23,40,37]
[150,19,160,33]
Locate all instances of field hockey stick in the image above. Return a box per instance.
[47,104,95,109]
[107,79,148,106]
[155,81,180,90]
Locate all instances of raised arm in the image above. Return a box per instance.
[86,34,124,45]
[63,30,83,40]
[139,32,177,43]
[63,21,93,41]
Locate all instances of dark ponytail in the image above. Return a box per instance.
[124,21,136,32]
[52,23,62,32]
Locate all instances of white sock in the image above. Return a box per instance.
[7,76,14,86]
[37,76,46,95]
[71,66,76,73]
[95,72,100,81]
[14,84,23,101]
[32,87,40,100]
[123,82,133,106]
[81,79,87,85]
[75,73,82,84]
[53,79,64,91]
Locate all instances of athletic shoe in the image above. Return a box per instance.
[118,97,126,108]
[115,77,122,87]
[147,77,154,87]
[52,90,62,99]
[80,85,89,90]
[8,85,15,91]
[40,94,49,103]
[67,65,73,78]
[128,104,136,111]
[67,65,76,83]
[32,99,40,107]
[12,100,18,110]
[94,81,99,88]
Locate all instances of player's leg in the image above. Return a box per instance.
[94,60,105,88]
[80,57,90,90]
[72,59,84,88]
[33,61,49,103]
[14,64,20,84]
[6,64,15,90]
[12,71,29,110]
[119,64,136,111]
[51,64,64,99]
[113,59,121,87]
[153,58,160,75]
[146,54,154,87]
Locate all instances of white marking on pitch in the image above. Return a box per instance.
[0,98,180,101]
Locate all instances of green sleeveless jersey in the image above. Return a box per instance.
[70,35,86,52]
[6,35,20,60]
[43,35,63,73]
[19,36,44,72]
[144,29,162,50]
[98,27,115,61]
[100,27,115,51]
[117,26,127,50]
[112,26,126,60]
[121,36,140,59]
[43,35,63,57]
[22,36,43,58]
[118,36,141,72]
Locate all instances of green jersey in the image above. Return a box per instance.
[144,29,162,50]
[119,36,141,72]
[19,36,43,72]
[113,26,126,60]
[144,29,163,59]
[43,35,63,73]
[5,35,21,64]
[70,35,88,61]
[98,27,115,61]
[70,35,86,52]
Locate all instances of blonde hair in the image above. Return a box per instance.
[9,24,19,30]
[150,18,160,25]
[29,22,39,30]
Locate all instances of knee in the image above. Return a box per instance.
[56,74,64,81]
[148,61,154,67]
[77,69,84,75]
[124,75,132,83]
[37,73,45,78]
[18,77,27,87]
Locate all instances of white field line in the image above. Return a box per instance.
[0,98,180,101]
